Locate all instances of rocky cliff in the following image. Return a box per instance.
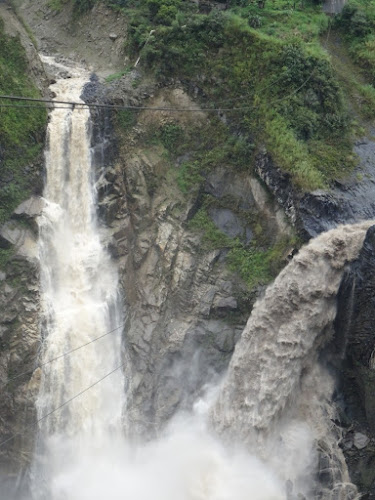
[88,78,291,438]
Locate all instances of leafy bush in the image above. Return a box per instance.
[337,3,372,38]
[146,0,181,24]
[116,109,137,131]
[129,11,227,75]
[176,161,203,193]
[159,122,183,150]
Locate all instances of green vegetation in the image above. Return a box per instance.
[0,248,13,270]
[47,0,91,14]
[47,0,66,12]
[227,236,297,288]
[116,109,137,131]
[73,0,97,13]
[335,0,375,82]
[105,67,133,82]
[176,161,204,194]
[333,0,375,118]
[189,204,298,288]
[101,0,365,191]
[143,116,254,194]
[189,208,234,249]
[0,19,46,226]
[159,122,183,150]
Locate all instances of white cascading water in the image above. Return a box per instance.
[29,56,370,500]
[32,58,125,499]
[212,221,374,499]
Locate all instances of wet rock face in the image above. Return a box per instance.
[88,81,261,439]
[0,157,43,478]
[99,144,246,438]
[0,253,40,474]
[334,225,375,498]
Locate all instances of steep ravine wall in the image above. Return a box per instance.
[0,191,45,483]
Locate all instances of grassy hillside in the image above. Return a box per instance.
[69,0,375,192]
[104,0,359,191]
[335,0,375,82]
[334,0,375,117]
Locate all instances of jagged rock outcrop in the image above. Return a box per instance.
[0,213,41,478]
[256,131,375,239]
[94,93,249,438]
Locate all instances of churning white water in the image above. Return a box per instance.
[29,56,367,500]
[32,58,125,499]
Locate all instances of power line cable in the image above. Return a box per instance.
[0,64,318,114]
[0,104,77,110]
[0,361,126,449]
[6,324,124,385]
[0,94,249,112]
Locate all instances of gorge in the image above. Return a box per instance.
[1,0,375,498]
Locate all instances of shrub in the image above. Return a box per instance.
[116,109,137,131]
[146,0,181,23]
[159,123,183,150]
[176,161,203,193]
[73,0,96,13]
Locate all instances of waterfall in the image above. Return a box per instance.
[211,221,373,499]
[31,58,125,499]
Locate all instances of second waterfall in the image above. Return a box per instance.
[32,59,125,500]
